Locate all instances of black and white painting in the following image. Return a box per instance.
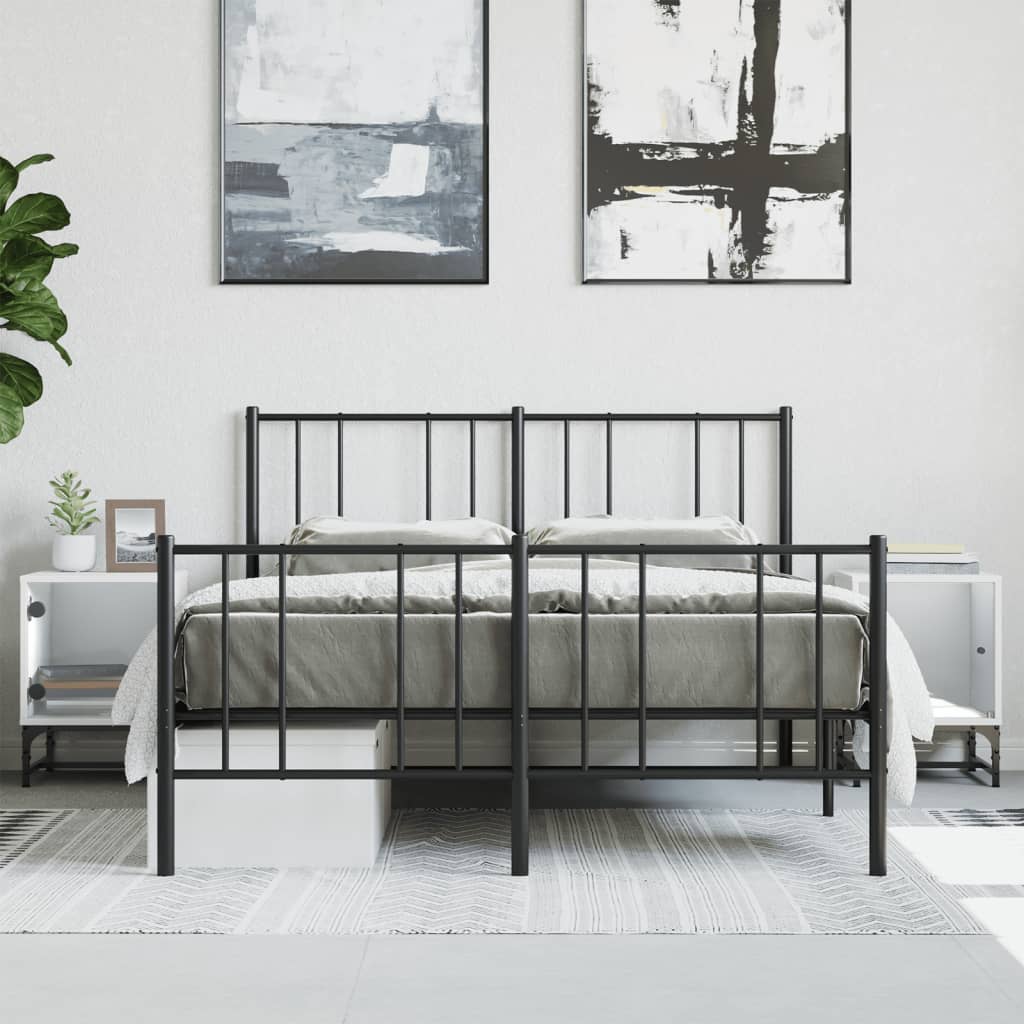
[585,0,849,282]
[222,0,487,283]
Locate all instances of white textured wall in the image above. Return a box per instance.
[2,0,1023,771]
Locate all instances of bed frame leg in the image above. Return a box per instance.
[510,524,530,876]
[778,720,793,767]
[822,719,835,817]
[157,534,176,877]
[868,535,887,877]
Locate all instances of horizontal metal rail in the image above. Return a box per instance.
[176,706,871,722]
[176,768,514,781]
[258,412,513,423]
[524,413,785,423]
[172,766,869,783]
[174,543,513,557]
[528,544,870,557]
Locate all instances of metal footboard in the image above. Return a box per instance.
[156,534,887,879]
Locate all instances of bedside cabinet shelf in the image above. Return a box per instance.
[19,570,188,786]
[832,570,1001,786]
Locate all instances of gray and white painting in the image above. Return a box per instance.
[223,0,487,283]
[585,0,849,282]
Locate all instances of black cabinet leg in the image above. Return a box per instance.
[964,728,977,775]
[991,727,1000,788]
[778,719,793,768]
[46,728,56,770]
[21,729,33,788]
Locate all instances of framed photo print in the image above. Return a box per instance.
[105,500,166,573]
[584,0,850,283]
[221,0,489,284]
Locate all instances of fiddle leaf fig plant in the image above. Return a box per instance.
[47,470,100,536]
[0,153,79,444]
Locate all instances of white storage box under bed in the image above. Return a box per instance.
[147,720,392,871]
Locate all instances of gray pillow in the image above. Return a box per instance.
[527,515,759,570]
[286,516,514,576]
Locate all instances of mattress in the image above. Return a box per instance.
[174,558,869,712]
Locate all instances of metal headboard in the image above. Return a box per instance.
[243,406,794,578]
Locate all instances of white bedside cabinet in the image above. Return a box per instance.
[19,570,189,785]
[832,570,1001,786]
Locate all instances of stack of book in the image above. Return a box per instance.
[887,544,979,575]
[29,664,128,710]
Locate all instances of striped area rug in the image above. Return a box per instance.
[0,808,1012,935]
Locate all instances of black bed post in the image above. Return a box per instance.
[777,406,793,571]
[511,405,525,535]
[777,406,795,765]
[245,406,260,580]
[156,534,176,877]
[869,534,888,876]
[510,405,529,875]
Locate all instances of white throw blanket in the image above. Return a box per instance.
[113,559,933,802]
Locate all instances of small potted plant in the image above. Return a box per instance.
[47,470,100,571]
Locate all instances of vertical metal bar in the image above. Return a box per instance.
[511,407,525,535]
[469,419,477,518]
[638,550,647,772]
[738,419,746,523]
[605,414,613,515]
[822,719,835,817]
[778,720,793,768]
[756,550,765,776]
[869,534,888,876]
[396,549,406,771]
[580,554,589,771]
[425,414,432,521]
[511,533,529,876]
[294,419,302,525]
[694,415,701,517]
[156,535,176,876]
[455,553,464,771]
[245,406,260,579]
[221,552,230,773]
[778,407,793,574]
[563,418,571,519]
[815,552,824,773]
[337,415,344,517]
[278,550,287,777]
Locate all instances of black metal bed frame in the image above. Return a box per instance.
[156,406,887,878]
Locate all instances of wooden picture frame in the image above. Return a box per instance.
[105,499,166,573]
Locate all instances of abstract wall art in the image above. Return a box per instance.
[222,0,487,283]
[584,0,850,283]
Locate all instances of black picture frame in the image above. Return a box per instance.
[220,0,489,286]
[582,0,852,285]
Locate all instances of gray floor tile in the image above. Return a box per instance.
[345,935,1023,1024]
[0,935,366,1023]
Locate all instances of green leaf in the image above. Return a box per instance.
[14,154,54,173]
[0,353,42,406]
[0,159,17,210]
[0,236,54,285]
[0,193,70,239]
[48,242,79,258]
[0,382,25,443]
[0,284,71,363]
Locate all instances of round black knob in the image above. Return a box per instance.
[27,600,46,620]
[28,682,47,701]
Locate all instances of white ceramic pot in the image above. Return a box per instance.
[52,533,97,572]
